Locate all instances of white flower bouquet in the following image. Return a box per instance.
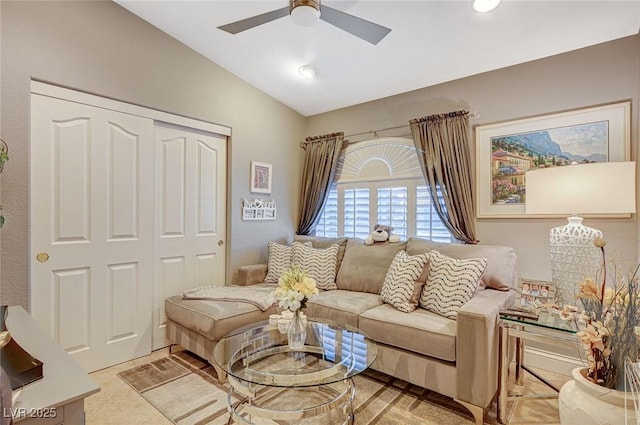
[273,265,318,311]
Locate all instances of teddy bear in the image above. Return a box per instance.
[365,223,400,245]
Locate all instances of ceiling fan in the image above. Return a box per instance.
[217,0,391,45]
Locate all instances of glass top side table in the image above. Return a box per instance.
[498,311,579,424]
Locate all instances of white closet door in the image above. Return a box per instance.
[153,124,227,350]
[30,94,154,372]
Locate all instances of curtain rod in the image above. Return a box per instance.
[343,110,480,140]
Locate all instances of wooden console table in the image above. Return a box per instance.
[4,306,100,424]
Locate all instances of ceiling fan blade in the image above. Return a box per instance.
[218,7,289,34]
[320,5,391,45]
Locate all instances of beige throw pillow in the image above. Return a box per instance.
[380,251,429,313]
[419,250,487,320]
[291,243,340,290]
[264,241,311,283]
[336,239,408,294]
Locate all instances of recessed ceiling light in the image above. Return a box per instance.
[299,65,318,79]
[472,0,501,13]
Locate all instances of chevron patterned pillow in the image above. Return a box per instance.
[264,241,311,283]
[291,243,340,290]
[380,251,429,313]
[419,250,487,320]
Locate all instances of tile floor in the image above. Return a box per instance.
[84,348,569,424]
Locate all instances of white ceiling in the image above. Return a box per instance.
[116,0,640,117]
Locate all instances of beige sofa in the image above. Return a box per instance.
[165,235,517,425]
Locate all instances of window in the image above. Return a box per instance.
[314,138,452,243]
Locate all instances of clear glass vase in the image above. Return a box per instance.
[287,309,307,350]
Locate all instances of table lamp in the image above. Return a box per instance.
[525,161,636,305]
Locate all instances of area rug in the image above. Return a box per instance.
[117,351,556,424]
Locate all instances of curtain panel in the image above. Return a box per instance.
[296,132,345,235]
[410,111,478,244]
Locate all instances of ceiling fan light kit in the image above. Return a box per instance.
[217,0,391,45]
[472,0,502,13]
[290,0,321,27]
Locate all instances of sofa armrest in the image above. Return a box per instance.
[456,288,515,409]
[235,264,268,286]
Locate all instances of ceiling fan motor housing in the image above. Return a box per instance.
[290,0,321,26]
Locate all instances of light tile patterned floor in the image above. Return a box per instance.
[85,348,569,425]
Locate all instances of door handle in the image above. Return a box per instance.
[217,240,224,246]
[36,252,49,263]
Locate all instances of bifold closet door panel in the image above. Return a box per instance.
[153,124,227,350]
[30,94,155,372]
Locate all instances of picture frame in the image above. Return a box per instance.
[475,101,631,218]
[516,278,556,311]
[250,161,272,194]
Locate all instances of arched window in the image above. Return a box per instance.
[314,137,452,243]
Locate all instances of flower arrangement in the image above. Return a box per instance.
[273,265,318,311]
[561,237,640,389]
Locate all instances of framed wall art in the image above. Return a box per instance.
[475,101,631,218]
[250,161,272,194]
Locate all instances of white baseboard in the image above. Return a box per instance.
[523,347,585,377]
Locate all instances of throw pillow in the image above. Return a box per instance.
[291,243,340,290]
[336,239,408,294]
[419,250,487,320]
[264,241,310,283]
[380,251,429,313]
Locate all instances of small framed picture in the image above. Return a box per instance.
[250,161,272,194]
[516,278,556,311]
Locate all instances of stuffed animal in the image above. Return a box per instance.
[365,224,400,245]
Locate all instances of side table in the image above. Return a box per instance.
[4,306,100,424]
[498,311,578,424]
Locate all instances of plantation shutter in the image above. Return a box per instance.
[344,188,370,239]
[315,187,338,237]
[377,186,408,239]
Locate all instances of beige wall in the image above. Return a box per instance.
[2,1,638,310]
[307,34,640,282]
[0,1,306,309]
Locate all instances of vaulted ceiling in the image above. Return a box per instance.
[117,1,640,117]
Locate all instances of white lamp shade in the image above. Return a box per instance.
[525,161,636,215]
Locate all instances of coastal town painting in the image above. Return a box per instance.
[475,101,630,218]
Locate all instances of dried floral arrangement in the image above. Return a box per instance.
[561,237,640,389]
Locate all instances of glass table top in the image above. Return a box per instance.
[500,310,579,335]
[213,319,378,388]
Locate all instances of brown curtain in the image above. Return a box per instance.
[297,132,345,235]
[410,111,478,244]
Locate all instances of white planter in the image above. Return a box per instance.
[559,367,636,425]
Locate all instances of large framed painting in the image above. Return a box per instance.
[475,101,630,218]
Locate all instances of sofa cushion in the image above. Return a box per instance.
[336,239,407,294]
[305,290,383,328]
[293,235,349,272]
[165,284,279,341]
[359,304,457,362]
[380,251,429,313]
[419,250,487,320]
[406,237,517,290]
[291,243,339,290]
[264,241,310,283]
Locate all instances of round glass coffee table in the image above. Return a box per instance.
[213,318,377,425]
